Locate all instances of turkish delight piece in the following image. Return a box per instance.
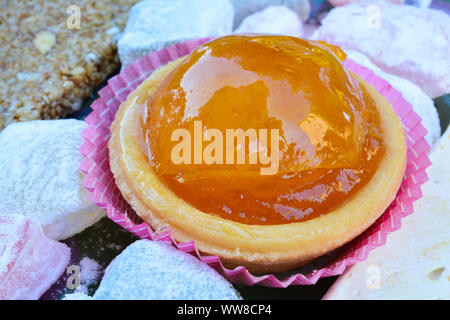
[327,0,404,7]
[93,240,241,300]
[117,0,234,68]
[0,120,105,240]
[230,0,310,27]
[0,215,71,300]
[312,0,450,98]
[235,6,304,37]
[345,49,441,146]
[62,292,93,300]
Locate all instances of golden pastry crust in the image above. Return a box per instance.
[108,57,406,274]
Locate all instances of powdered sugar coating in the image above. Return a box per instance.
[235,6,304,37]
[0,214,70,300]
[118,0,234,68]
[93,240,240,300]
[312,0,450,98]
[0,119,105,240]
[62,292,93,300]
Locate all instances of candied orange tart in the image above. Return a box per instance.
[108,35,406,273]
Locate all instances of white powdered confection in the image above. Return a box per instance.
[230,0,310,28]
[0,120,105,240]
[62,292,93,300]
[235,6,304,38]
[345,49,441,146]
[79,257,102,290]
[93,240,241,300]
[0,214,71,300]
[312,0,450,98]
[327,0,404,7]
[118,0,234,68]
[405,0,432,8]
[324,127,450,300]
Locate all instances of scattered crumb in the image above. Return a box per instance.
[76,257,102,294]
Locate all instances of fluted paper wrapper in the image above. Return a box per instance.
[80,38,431,287]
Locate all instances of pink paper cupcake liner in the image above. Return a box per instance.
[79,38,431,287]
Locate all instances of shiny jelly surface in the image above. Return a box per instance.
[141,35,384,225]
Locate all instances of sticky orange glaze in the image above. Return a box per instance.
[141,35,384,225]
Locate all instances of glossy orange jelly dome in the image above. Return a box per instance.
[141,35,384,225]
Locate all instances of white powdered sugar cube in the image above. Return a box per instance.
[230,0,310,28]
[93,240,241,300]
[63,292,93,300]
[312,0,450,98]
[0,120,105,240]
[118,0,234,68]
[235,6,304,38]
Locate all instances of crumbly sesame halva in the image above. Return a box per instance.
[0,0,138,129]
